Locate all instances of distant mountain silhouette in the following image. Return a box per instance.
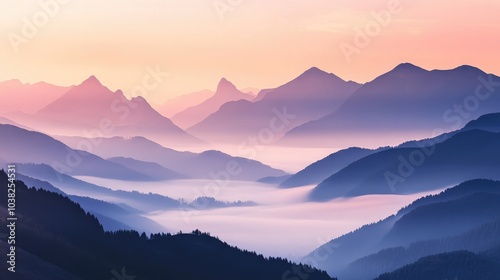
[240,87,260,96]
[13,163,259,215]
[257,175,292,184]
[13,163,182,212]
[0,116,31,130]
[252,88,276,102]
[0,79,70,114]
[188,67,361,144]
[283,64,500,147]
[309,129,500,201]
[107,157,188,180]
[279,147,386,188]
[0,124,152,181]
[156,89,214,118]
[24,76,203,148]
[306,179,500,280]
[187,149,289,180]
[56,135,288,181]
[0,171,335,280]
[172,78,254,129]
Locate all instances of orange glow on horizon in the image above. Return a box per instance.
[1,0,499,104]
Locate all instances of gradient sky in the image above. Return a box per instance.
[1,0,499,104]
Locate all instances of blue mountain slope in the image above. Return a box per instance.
[310,130,500,201]
[0,124,151,181]
[306,180,500,279]
[279,147,385,188]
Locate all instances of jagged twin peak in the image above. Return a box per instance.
[37,75,142,122]
[35,75,202,147]
[186,67,362,144]
[171,77,254,129]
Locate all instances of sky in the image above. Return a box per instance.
[1,0,499,104]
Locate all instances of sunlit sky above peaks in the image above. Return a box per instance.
[1,0,499,104]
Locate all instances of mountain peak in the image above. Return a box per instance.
[295,66,343,82]
[305,66,328,74]
[215,78,239,95]
[219,77,231,84]
[392,63,426,72]
[452,64,483,73]
[80,75,103,87]
[298,66,332,78]
[382,63,428,79]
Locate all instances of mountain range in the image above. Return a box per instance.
[0,124,152,180]
[3,63,498,150]
[55,134,288,181]
[187,67,361,144]
[5,76,203,149]
[281,64,500,147]
[0,123,286,182]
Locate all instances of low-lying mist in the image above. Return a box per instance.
[75,176,439,258]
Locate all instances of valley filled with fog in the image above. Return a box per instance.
[74,176,439,258]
